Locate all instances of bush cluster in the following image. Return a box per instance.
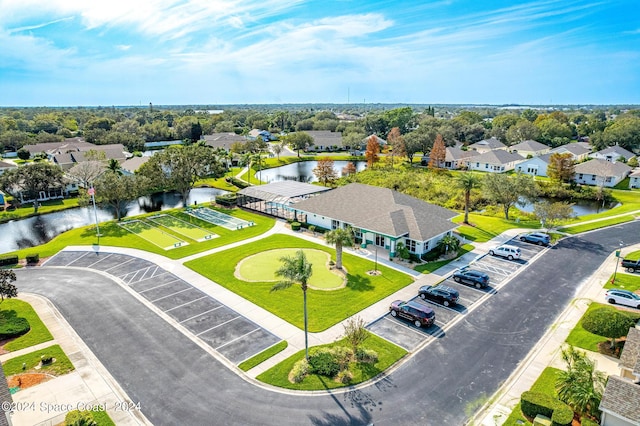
[0,311,30,339]
[26,254,39,264]
[0,256,18,266]
[520,391,573,426]
[224,176,250,189]
[65,410,97,426]
[289,358,309,384]
[308,350,340,377]
[215,193,237,207]
[290,222,301,231]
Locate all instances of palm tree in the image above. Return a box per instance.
[556,345,607,418]
[325,227,354,270]
[456,172,480,224]
[271,250,313,360]
[107,158,122,175]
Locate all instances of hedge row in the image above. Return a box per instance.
[215,193,237,207]
[0,256,18,266]
[225,176,250,189]
[520,391,573,426]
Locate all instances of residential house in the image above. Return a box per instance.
[52,145,129,171]
[466,150,524,173]
[549,143,591,162]
[591,146,636,163]
[468,137,507,154]
[359,135,387,153]
[248,129,274,141]
[201,133,247,151]
[305,131,344,152]
[0,160,17,175]
[441,147,479,170]
[291,183,459,257]
[508,140,551,158]
[121,156,151,176]
[630,169,640,189]
[599,326,640,426]
[573,158,632,187]
[515,153,552,177]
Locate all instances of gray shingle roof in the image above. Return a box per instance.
[292,183,458,241]
[306,131,343,147]
[469,137,506,150]
[446,147,479,161]
[509,140,549,152]
[594,145,636,161]
[550,143,591,157]
[574,158,632,176]
[121,156,150,173]
[620,327,640,372]
[469,150,524,165]
[599,375,640,422]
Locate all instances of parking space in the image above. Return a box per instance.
[44,251,282,365]
[368,236,549,349]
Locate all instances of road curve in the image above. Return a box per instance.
[14,221,640,425]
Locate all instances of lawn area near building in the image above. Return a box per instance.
[6,206,275,261]
[185,234,414,332]
[605,272,640,292]
[565,302,640,352]
[454,213,540,243]
[503,367,562,426]
[0,299,54,352]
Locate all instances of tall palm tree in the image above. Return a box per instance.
[456,172,480,224]
[556,345,607,418]
[271,250,313,360]
[325,227,354,270]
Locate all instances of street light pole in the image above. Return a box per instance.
[611,241,623,285]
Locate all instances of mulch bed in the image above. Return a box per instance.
[7,373,52,390]
[597,338,626,358]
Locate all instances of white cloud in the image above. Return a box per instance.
[116,44,132,51]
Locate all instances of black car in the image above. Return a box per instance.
[418,284,459,307]
[452,269,490,289]
[389,300,436,327]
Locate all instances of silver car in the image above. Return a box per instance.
[605,289,640,309]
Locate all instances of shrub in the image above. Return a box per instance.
[65,410,97,426]
[290,222,301,231]
[550,403,573,426]
[0,310,30,339]
[336,369,353,384]
[309,225,316,234]
[288,358,309,383]
[0,256,18,267]
[26,254,39,264]
[355,348,379,364]
[215,193,237,207]
[580,417,599,426]
[421,248,442,262]
[308,350,340,377]
[521,391,556,419]
[41,355,53,365]
[331,346,352,371]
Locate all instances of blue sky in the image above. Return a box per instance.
[0,0,638,106]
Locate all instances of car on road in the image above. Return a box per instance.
[519,232,550,246]
[418,284,460,307]
[452,269,490,289]
[605,289,640,309]
[489,244,521,260]
[389,300,436,327]
[621,258,640,273]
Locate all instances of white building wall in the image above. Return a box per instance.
[515,158,549,177]
[630,176,640,189]
[574,173,621,187]
[601,411,636,426]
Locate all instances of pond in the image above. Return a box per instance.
[257,160,366,183]
[517,197,620,217]
[0,187,226,255]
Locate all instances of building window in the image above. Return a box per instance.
[578,174,583,179]
[591,175,596,181]
[485,163,489,169]
[404,239,416,252]
[331,219,339,230]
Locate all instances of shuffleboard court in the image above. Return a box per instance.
[147,214,217,242]
[185,207,254,231]
[119,220,188,250]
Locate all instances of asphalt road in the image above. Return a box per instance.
[14,221,640,426]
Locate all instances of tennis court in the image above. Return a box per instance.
[147,214,217,242]
[186,207,254,231]
[119,220,188,250]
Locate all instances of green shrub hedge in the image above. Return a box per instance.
[0,310,30,339]
[580,417,599,426]
[215,193,237,207]
[520,391,573,426]
[308,350,340,377]
[26,254,39,264]
[290,222,301,231]
[550,403,573,426]
[0,256,18,266]
[65,410,97,426]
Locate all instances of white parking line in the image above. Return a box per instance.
[103,257,134,272]
[87,253,112,269]
[216,327,262,350]
[65,251,91,266]
[380,316,434,337]
[131,271,173,285]
[138,279,182,294]
[196,316,242,336]
[150,287,193,303]
[416,298,462,315]
[471,262,511,276]
[179,306,225,324]
[165,296,209,312]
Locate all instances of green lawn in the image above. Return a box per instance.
[605,272,640,292]
[503,367,562,426]
[5,206,275,261]
[185,234,414,332]
[623,250,640,261]
[3,344,74,377]
[0,198,81,224]
[238,248,344,289]
[559,215,635,234]
[238,341,288,372]
[147,213,215,241]
[414,244,474,273]
[256,334,407,390]
[566,302,640,351]
[1,299,54,352]
[119,219,188,249]
[454,214,540,242]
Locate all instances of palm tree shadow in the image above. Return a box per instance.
[346,274,374,292]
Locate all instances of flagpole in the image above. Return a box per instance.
[89,185,101,241]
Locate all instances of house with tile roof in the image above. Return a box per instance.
[201,133,247,150]
[465,150,524,173]
[591,146,636,163]
[599,326,640,426]
[441,147,479,170]
[509,140,551,158]
[468,137,507,154]
[550,143,591,162]
[291,183,459,257]
[630,169,640,189]
[121,156,151,176]
[574,158,632,187]
[305,131,344,152]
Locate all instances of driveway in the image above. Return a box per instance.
[14,221,640,425]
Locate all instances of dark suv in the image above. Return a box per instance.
[452,269,490,289]
[418,284,459,307]
[389,300,436,328]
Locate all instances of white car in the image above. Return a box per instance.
[488,244,522,260]
[605,289,640,309]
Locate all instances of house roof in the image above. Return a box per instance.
[306,131,343,147]
[469,149,524,165]
[0,160,16,169]
[550,143,591,157]
[53,152,75,166]
[445,147,479,161]
[469,137,506,150]
[292,183,459,241]
[517,153,551,166]
[74,147,127,162]
[361,135,387,146]
[239,181,331,203]
[510,140,549,153]
[593,145,636,161]
[574,158,632,176]
[620,327,640,372]
[202,133,246,149]
[630,168,640,178]
[121,156,150,173]
[599,375,640,423]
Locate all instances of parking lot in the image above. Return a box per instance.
[368,237,548,351]
[44,251,282,365]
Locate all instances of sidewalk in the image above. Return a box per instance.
[475,241,640,426]
[4,294,150,426]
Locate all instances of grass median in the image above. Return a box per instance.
[1,299,54,352]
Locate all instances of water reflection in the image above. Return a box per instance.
[517,198,620,216]
[0,187,225,254]
[258,160,366,183]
